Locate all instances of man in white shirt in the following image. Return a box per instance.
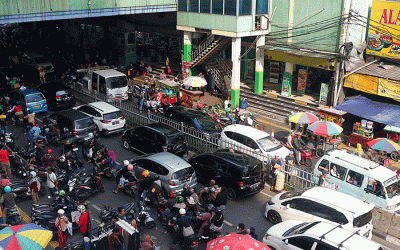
[41,167,58,197]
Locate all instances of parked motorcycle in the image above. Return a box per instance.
[68,168,105,202]
[300,146,313,167]
[81,138,103,162]
[99,202,135,223]
[6,206,22,226]
[0,132,16,151]
[136,205,156,230]
[11,180,46,203]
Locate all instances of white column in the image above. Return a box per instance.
[255,35,265,94]
[231,37,241,107]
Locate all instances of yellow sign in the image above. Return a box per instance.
[378,78,400,100]
[265,50,336,70]
[366,0,400,59]
[344,74,378,95]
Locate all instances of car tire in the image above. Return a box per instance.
[305,158,312,168]
[227,187,237,200]
[316,148,324,157]
[267,210,282,224]
[123,139,130,150]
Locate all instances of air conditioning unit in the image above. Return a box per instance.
[260,15,269,30]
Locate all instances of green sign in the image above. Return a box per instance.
[281,72,292,97]
[319,83,329,106]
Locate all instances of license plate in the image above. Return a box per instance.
[112,121,119,125]
[34,105,40,108]
[73,147,78,152]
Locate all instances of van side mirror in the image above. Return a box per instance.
[284,239,289,245]
[284,204,290,210]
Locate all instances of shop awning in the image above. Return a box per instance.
[334,95,400,127]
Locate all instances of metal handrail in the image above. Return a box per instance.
[217,55,232,79]
[191,34,217,62]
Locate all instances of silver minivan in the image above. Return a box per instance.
[130,152,197,196]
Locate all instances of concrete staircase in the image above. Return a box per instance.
[240,87,320,123]
[191,35,231,68]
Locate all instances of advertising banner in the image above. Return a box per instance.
[281,72,292,97]
[319,83,329,106]
[366,0,400,59]
[297,69,307,94]
[378,78,400,100]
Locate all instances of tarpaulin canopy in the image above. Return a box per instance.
[334,95,400,127]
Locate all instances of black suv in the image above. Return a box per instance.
[189,149,265,200]
[37,82,75,110]
[43,109,98,143]
[165,107,221,136]
[122,122,188,157]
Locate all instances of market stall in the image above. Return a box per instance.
[318,106,347,127]
[180,88,203,108]
[156,80,178,104]
[347,119,375,148]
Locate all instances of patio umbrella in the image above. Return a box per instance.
[307,121,343,137]
[207,233,270,250]
[289,112,319,124]
[182,76,207,88]
[0,223,53,250]
[367,138,400,152]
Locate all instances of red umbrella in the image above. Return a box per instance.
[207,233,271,250]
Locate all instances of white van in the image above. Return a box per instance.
[313,149,400,212]
[77,67,129,102]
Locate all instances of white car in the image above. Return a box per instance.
[265,187,374,239]
[74,101,126,135]
[262,220,383,250]
[218,124,290,162]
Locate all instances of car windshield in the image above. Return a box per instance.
[26,93,45,103]
[172,167,195,180]
[106,76,127,89]
[195,117,216,128]
[385,177,400,199]
[167,133,184,145]
[280,189,307,200]
[56,90,71,96]
[283,222,320,237]
[257,136,283,152]
[75,118,94,129]
[103,111,124,120]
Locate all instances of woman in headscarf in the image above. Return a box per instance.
[55,209,69,250]
[141,235,156,250]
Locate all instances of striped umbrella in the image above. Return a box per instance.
[289,112,319,124]
[307,121,343,137]
[367,138,400,152]
[0,223,52,250]
[182,76,207,88]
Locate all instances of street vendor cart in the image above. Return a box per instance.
[179,88,203,108]
[156,80,178,104]
[347,119,375,148]
[384,125,400,160]
[318,106,347,127]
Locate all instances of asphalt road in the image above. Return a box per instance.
[6,105,400,250]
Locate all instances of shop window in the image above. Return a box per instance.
[200,0,211,13]
[225,0,237,15]
[212,0,223,14]
[256,0,268,15]
[178,0,188,11]
[238,0,251,15]
[189,0,199,12]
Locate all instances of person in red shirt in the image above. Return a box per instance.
[28,171,40,203]
[0,145,11,179]
[11,104,23,125]
[75,205,89,238]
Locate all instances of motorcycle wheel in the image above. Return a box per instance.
[99,183,105,193]
[305,158,312,168]
[71,189,92,202]
[316,148,324,157]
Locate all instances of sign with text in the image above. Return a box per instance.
[297,69,307,94]
[378,78,400,100]
[281,72,292,97]
[367,0,400,59]
[319,83,329,106]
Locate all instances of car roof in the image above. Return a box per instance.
[324,150,395,181]
[145,152,191,171]
[201,149,261,167]
[87,102,120,113]
[93,69,125,78]
[58,109,91,120]
[145,123,181,136]
[223,124,270,140]
[169,106,208,118]
[302,187,374,215]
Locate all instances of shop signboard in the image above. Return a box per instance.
[319,83,329,106]
[366,0,400,59]
[297,69,307,94]
[281,72,292,97]
[378,78,400,100]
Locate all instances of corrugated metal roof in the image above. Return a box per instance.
[347,60,400,81]
[258,44,337,60]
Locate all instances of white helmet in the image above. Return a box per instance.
[124,160,129,167]
[78,205,86,213]
[179,208,186,215]
[57,209,65,215]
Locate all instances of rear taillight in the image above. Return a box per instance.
[120,116,125,119]
[168,180,176,186]
[26,103,29,108]
[101,120,111,123]
[192,241,198,245]
[45,99,47,104]
[56,96,62,99]
[70,92,75,96]
[73,130,77,135]
[163,146,167,152]
[94,125,97,131]
[237,181,244,188]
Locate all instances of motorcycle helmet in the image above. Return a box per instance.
[124,160,129,167]
[78,205,86,213]
[249,112,253,116]
[179,208,186,215]
[4,186,11,193]
[58,209,65,215]
[176,196,184,203]
[142,170,150,177]
[210,187,216,193]
[59,190,66,196]
[225,107,231,113]
[88,132,93,138]
[30,171,36,177]
[59,155,66,162]
[47,149,53,155]
[127,164,134,171]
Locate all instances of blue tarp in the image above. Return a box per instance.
[334,95,400,127]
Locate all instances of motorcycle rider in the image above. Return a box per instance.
[24,110,35,127]
[168,208,194,250]
[160,93,169,112]
[27,124,47,151]
[225,107,235,124]
[170,196,186,217]
[85,134,102,163]
[293,132,306,164]
[138,170,156,204]
[41,149,58,170]
[113,164,133,194]
[0,186,16,224]
[198,206,224,237]
[0,111,7,133]
[28,171,41,204]
[10,102,23,125]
